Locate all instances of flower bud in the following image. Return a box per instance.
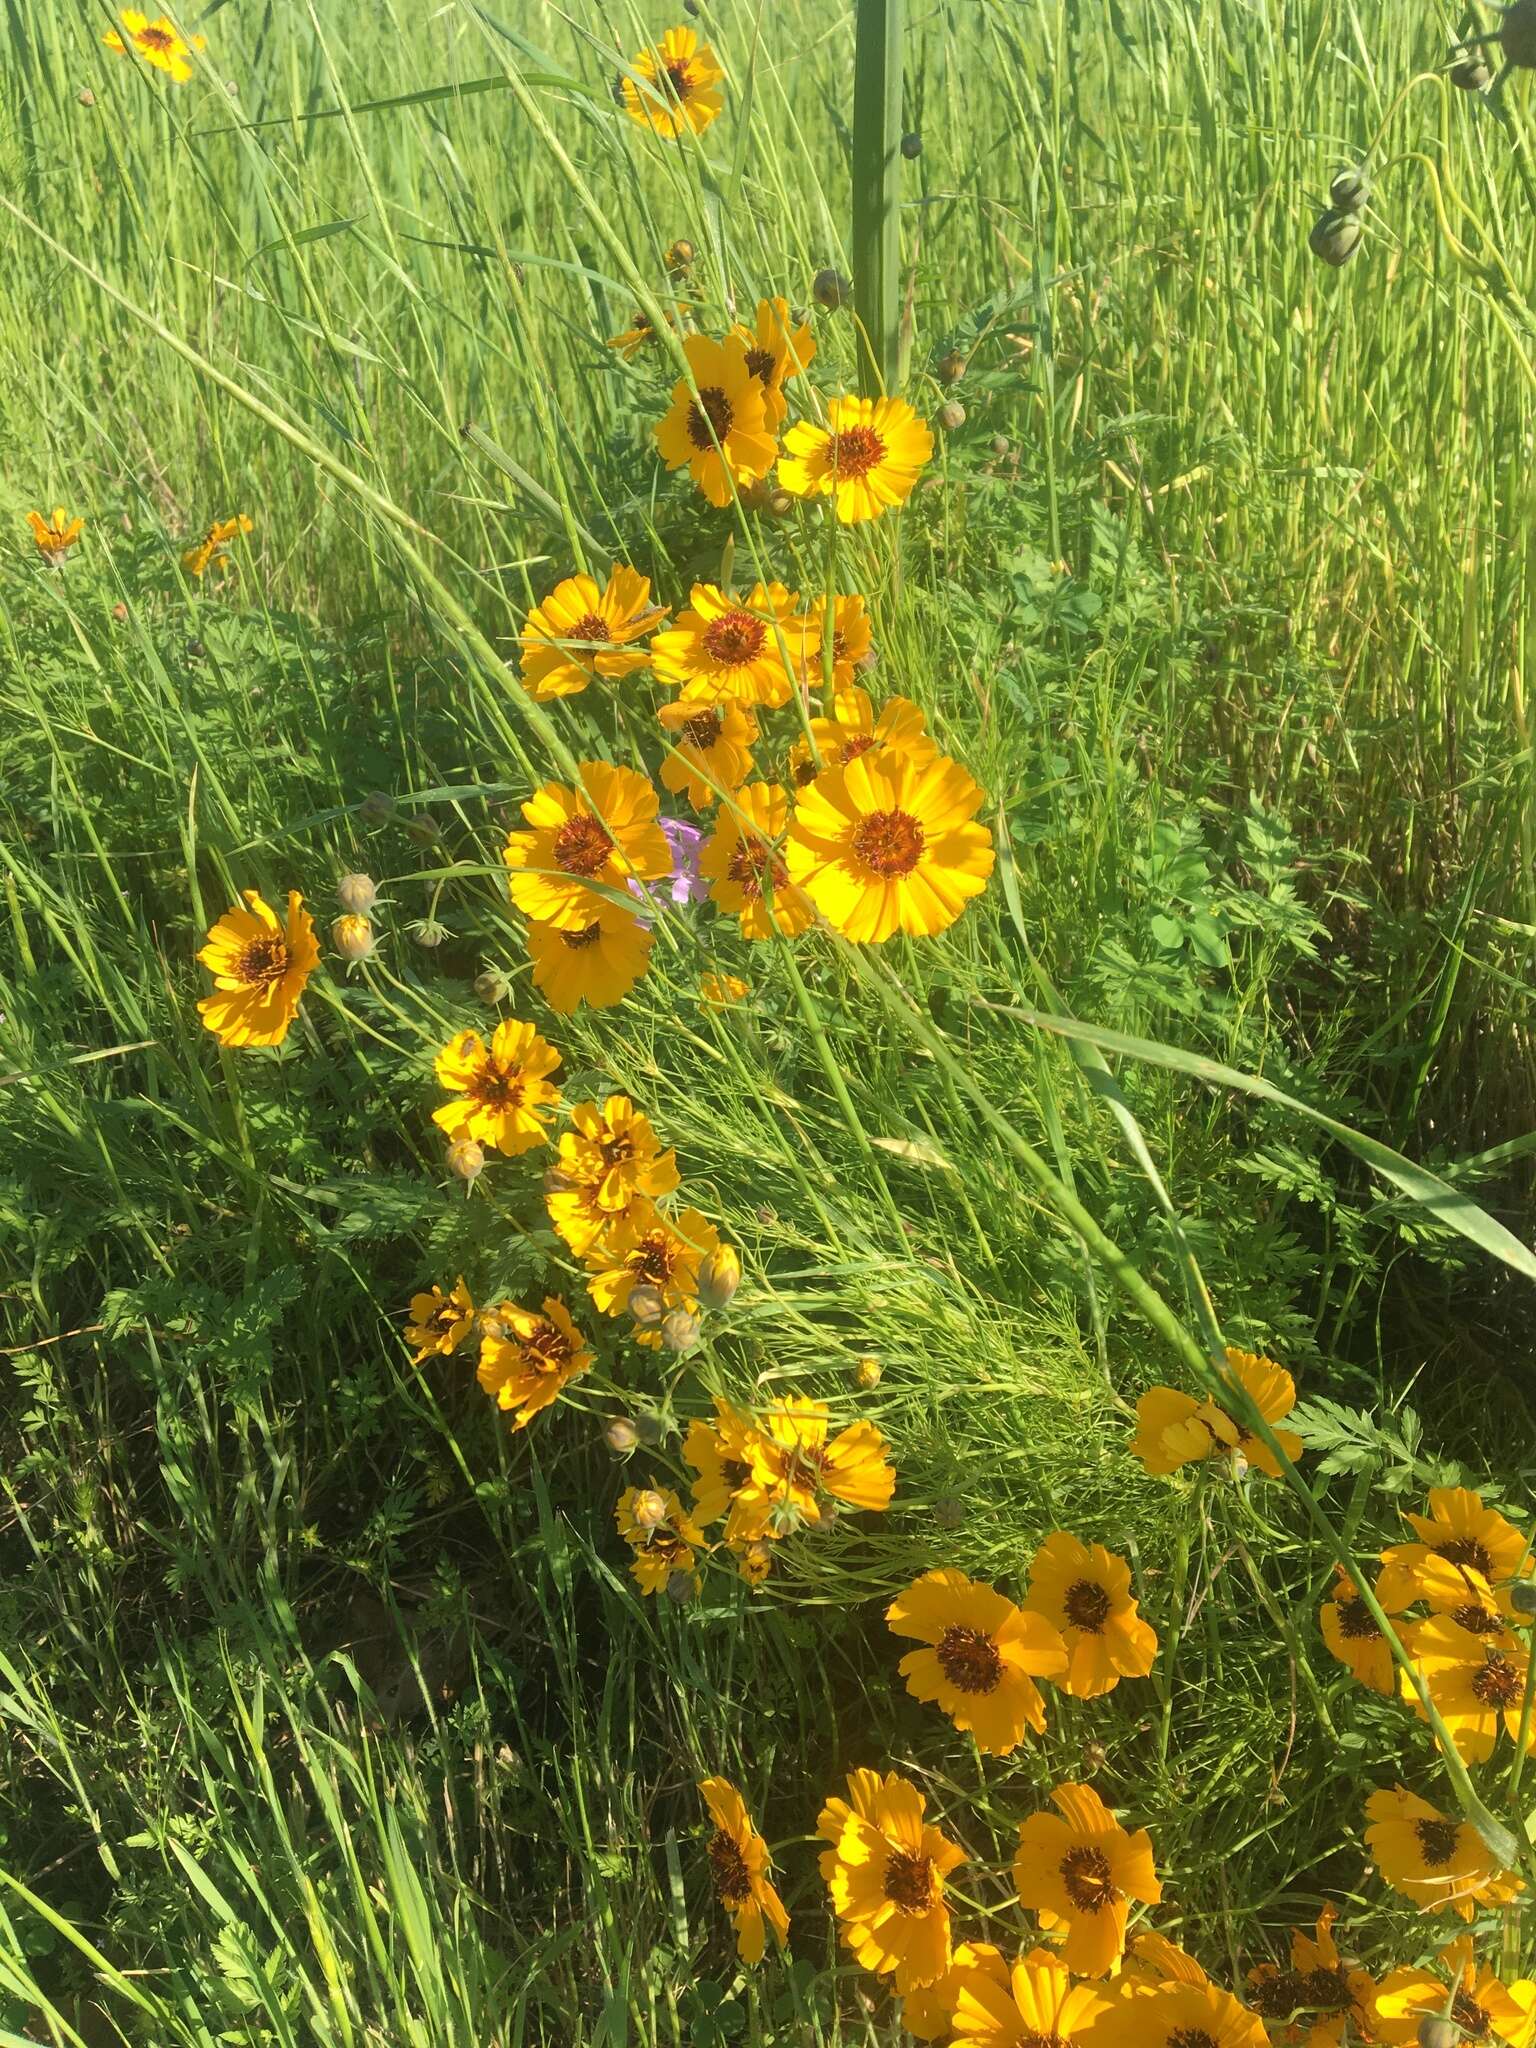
[542,1167,579,1195]
[900,131,922,159]
[412,919,449,948]
[1417,2022,1457,2048]
[631,1489,669,1531]
[697,1246,741,1311]
[937,400,966,432]
[78,87,96,106]
[738,1539,774,1583]
[1081,1738,1108,1775]
[405,813,441,846]
[446,1137,484,1181]
[854,643,880,674]
[933,1496,965,1530]
[474,968,510,1006]
[937,349,967,385]
[665,1568,697,1603]
[766,489,795,518]
[664,239,695,272]
[331,914,376,962]
[1503,0,1536,66]
[629,1284,666,1327]
[634,1412,665,1446]
[990,434,1010,458]
[478,1307,507,1341]
[336,872,377,913]
[1308,209,1362,267]
[813,267,851,310]
[604,1418,640,1455]
[1510,1580,1536,1615]
[1451,52,1492,88]
[359,790,394,826]
[1330,167,1369,214]
[662,1309,701,1355]
[810,1496,841,1533]
[854,1356,882,1389]
[112,601,128,621]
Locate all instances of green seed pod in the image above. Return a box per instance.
[990,434,1010,458]
[412,918,449,948]
[937,349,967,386]
[359,790,395,826]
[1451,52,1493,88]
[1309,209,1363,267]
[1503,0,1536,67]
[665,1569,697,1604]
[937,400,966,432]
[473,968,509,1006]
[662,1309,701,1355]
[604,1418,640,1455]
[813,267,851,310]
[933,1496,965,1530]
[405,813,441,846]
[1417,2022,1457,2048]
[1330,166,1369,214]
[1510,1580,1536,1615]
[900,131,922,159]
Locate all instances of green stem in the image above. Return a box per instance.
[851,0,905,396]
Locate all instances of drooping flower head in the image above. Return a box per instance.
[182,514,253,578]
[728,297,816,427]
[1012,1781,1161,1978]
[1363,1785,1522,1920]
[103,9,205,79]
[654,335,777,507]
[683,1397,762,1536]
[659,698,758,809]
[700,782,815,939]
[518,566,665,701]
[1024,1532,1159,1698]
[778,394,933,522]
[1246,1905,1379,2048]
[196,889,319,1048]
[432,1020,561,1156]
[403,1278,476,1364]
[651,582,809,708]
[503,762,670,930]
[616,1485,704,1596]
[818,1769,964,1993]
[886,1568,1068,1755]
[476,1297,593,1428]
[697,1778,789,1965]
[789,683,933,787]
[27,508,84,561]
[786,748,994,942]
[526,904,653,1013]
[621,25,725,139]
[1199,1347,1303,1476]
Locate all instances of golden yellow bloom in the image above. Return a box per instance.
[558,1096,679,1215]
[902,1943,1009,2042]
[886,1568,1068,1755]
[616,1485,704,1595]
[654,334,776,507]
[545,1179,619,1261]
[476,1297,593,1428]
[503,763,670,931]
[432,1020,561,1156]
[1405,1613,1535,1763]
[1318,1567,1404,1695]
[526,904,653,1014]
[196,889,318,1048]
[1247,1905,1378,2048]
[659,698,758,809]
[1118,1932,1211,1991]
[700,782,815,939]
[26,508,84,559]
[1377,1487,1530,1608]
[700,971,749,1007]
[404,1278,475,1364]
[1364,1785,1521,1920]
[1130,1386,1216,1475]
[951,1952,1114,2045]
[731,1536,775,1585]
[1024,1532,1158,1698]
[519,566,665,701]
[818,1769,964,1993]
[1375,1936,1536,2048]
[584,1201,720,1319]
[789,683,933,787]
[1011,1782,1160,1978]
[1131,1349,1302,1478]
[1091,1980,1266,2048]
[728,297,816,428]
[182,514,252,578]
[103,8,205,79]
[683,1397,761,1534]
[735,1395,895,1535]
[607,308,675,359]
[698,1778,788,1965]
[786,749,993,942]
[778,394,933,523]
[651,581,809,708]
[621,24,724,139]
[797,592,873,691]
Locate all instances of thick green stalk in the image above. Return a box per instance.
[851,0,905,395]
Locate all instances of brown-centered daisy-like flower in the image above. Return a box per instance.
[584,1201,720,1320]
[403,1278,476,1364]
[1198,1347,1304,1476]
[518,566,665,701]
[26,508,84,561]
[886,1568,1068,1755]
[182,514,252,578]
[620,24,725,139]
[607,304,684,359]
[798,592,873,691]
[196,889,319,1048]
[1377,1486,1530,1608]
[1130,1385,1219,1475]
[1246,1905,1379,2048]
[789,683,933,787]
[951,1951,1115,2046]
[476,1296,593,1428]
[1403,1613,1536,1763]
[1374,1935,1536,2047]
[103,8,205,79]
[697,1778,788,1965]
[735,1395,895,1536]
[700,971,749,1007]
[651,581,810,708]
[1024,1532,1159,1698]
[786,748,994,942]
[1012,1781,1161,1978]
[503,762,670,931]
[525,903,653,1014]
[1363,1785,1522,1920]
[1091,1979,1267,2048]
[778,394,934,523]
[659,698,759,809]
[818,1768,964,1993]
[616,1486,704,1596]
[902,1941,1010,2043]
[728,297,816,428]
[700,782,815,939]
[558,1096,680,1217]
[1318,1567,1405,1695]
[683,1396,762,1538]
[654,334,777,507]
[432,1019,561,1157]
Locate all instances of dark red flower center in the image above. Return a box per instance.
[851,808,924,876]
[467,1061,526,1114]
[1453,1602,1504,1636]
[662,57,695,101]
[561,920,605,952]
[829,424,887,478]
[935,1623,1002,1693]
[1165,2034,1219,2048]
[1437,1536,1495,1576]
[553,813,615,876]
[1454,1992,1492,2038]
[1064,1579,1112,1633]
[1471,1653,1522,1707]
[882,1849,935,1914]
[519,1320,574,1375]
[629,1234,678,1284]
[1335,1594,1381,1640]
[232,934,290,986]
[139,24,177,49]
[707,1828,750,1904]
[1059,1844,1115,1912]
[744,346,776,382]
[1414,1818,1463,1866]
[702,610,767,666]
[567,611,612,649]
[686,387,735,450]
[681,708,724,750]
[727,835,788,901]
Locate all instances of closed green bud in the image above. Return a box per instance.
[697,1246,741,1311]
[1417,2022,1457,2048]
[474,968,509,1006]
[1309,210,1363,266]
[1330,166,1369,214]
[336,871,377,913]
[662,1309,701,1355]
[813,267,851,310]
[604,1418,640,1455]
[937,400,966,432]
[1451,53,1493,88]
[1511,1580,1536,1615]
[933,1496,965,1530]
[446,1137,484,1181]
[412,918,449,948]
[629,1284,666,1327]
[937,349,967,386]
[900,131,922,159]
[359,790,394,826]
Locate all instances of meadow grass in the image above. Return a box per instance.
[4,0,1536,2043]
